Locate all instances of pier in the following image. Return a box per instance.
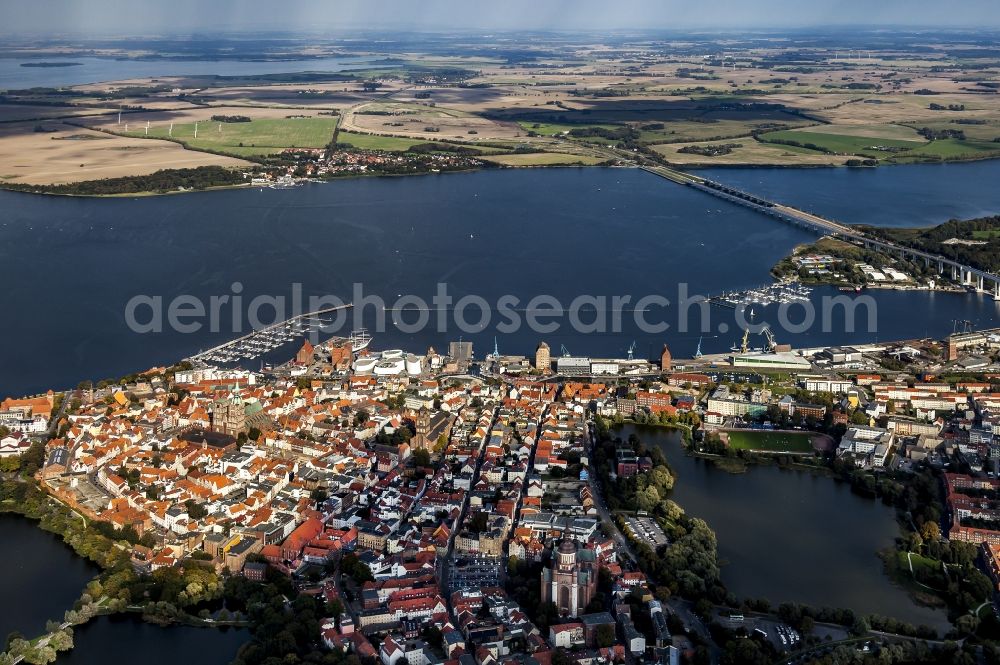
[188,303,354,364]
[641,165,1000,299]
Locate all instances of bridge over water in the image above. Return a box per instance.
[641,165,1000,299]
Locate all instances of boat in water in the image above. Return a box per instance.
[350,328,373,352]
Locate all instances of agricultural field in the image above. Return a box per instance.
[652,138,843,166]
[758,129,926,157]
[341,101,523,141]
[516,121,618,136]
[904,119,1000,142]
[0,121,250,185]
[5,32,1000,186]
[636,117,808,144]
[793,123,927,141]
[724,430,816,453]
[335,131,427,152]
[481,152,606,166]
[118,116,338,157]
[889,137,1000,162]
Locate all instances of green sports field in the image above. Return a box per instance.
[725,430,815,453]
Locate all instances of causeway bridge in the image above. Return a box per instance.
[641,165,1000,299]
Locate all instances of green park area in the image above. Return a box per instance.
[725,430,815,453]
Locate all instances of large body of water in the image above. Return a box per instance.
[3,166,1000,396]
[623,426,950,630]
[699,161,1000,229]
[0,514,97,641]
[0,55,373,89]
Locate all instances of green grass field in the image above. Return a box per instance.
[638,118,807,145]
[124,117,337,157]
[760,129,924,157]
[904,120,1000,142]
[893,138,1000,161]
[516,121,618,136]
[483,152,605,166]
[725,430,815,453]
[760,127,1000,163]
[896,551,949,591]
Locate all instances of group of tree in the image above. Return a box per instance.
[0,439,45,475]
[918,126,966,141]
[860,215,1000,274]
[591,428,726,603]
[339,552,375,584]
[226,575,358,665]
[4,166,247,196]
[678,143,742,157]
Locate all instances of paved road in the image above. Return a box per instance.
[442,404,500,608]
[584,420,721,663]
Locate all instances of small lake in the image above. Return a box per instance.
[55,615,248,665]
[620,425,950,631]
[0,514,98,641]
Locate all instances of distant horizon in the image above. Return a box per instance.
[4,0,1000,37]
[5,25,1000,38]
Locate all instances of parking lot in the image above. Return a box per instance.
[624,516,669,548]
[449,555,501,592]
[715,610,850,653]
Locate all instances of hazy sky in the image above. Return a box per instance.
[5,0,1000,35]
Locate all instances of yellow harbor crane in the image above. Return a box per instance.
[733,324,778,354]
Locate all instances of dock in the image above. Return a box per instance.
[188,303,353,364]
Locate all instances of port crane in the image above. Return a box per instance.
[560,344,572,357]
[694,337,703,358]
[761,324,778,352]
[737,328,750,354]
[626,341,636,361]
[732,325,779,354]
